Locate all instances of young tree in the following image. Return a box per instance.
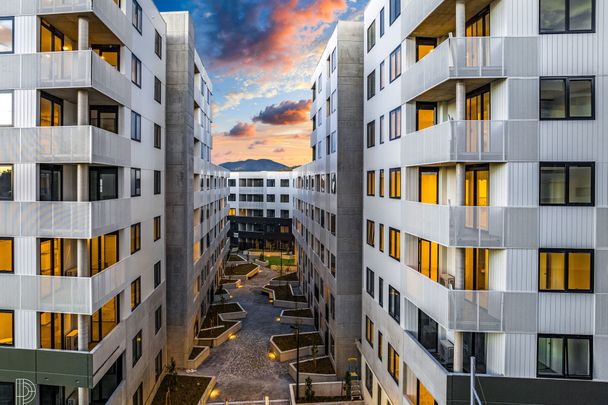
[165,358,177,405]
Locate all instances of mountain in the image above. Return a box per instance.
[220,159,289,172]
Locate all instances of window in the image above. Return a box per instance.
[378,115,385,144]
[131,223,141,254]
[267,179,275,187]
[132,0,142,33]
[365,316,374,346]
[367,171,375,196]
[131,277,141,310]
[389,107,401,140]
[419,239,440,282]
[155,350,163,381]
[154,124,161,149]
[540,162,594,206]
[416,102,437,131]
[40,92,63,127]
[367,70,376,99]
[389,168,401,198]
[0,17,14,54]
[365,364,373,394]
[379,61,385,91]
[388,343,400,382]
[377,331,383,359]
[39,165,62,201]
[154,30,162,58]
[87,232,119,276]
[155,306,162,333]
[390,0,401,24]
[366,267,375,297]
[388,286,400,322]
[154,170,161,195]
[367,20,376,52]
[379,224,384,252]
[154,216,161,241]
[539,249,593,292]
[281,179,289,187]
[0,91,13,126]
[131,168,141,197]
[416,37,437,61]
[131,111,141,141]
[89,167,118,201]
[379,8,385,37]
[331,48,337,72]
[367,120,375,148]
[0,310,14,346]
[367,220,375,247]
[90,105,118,133]
[132,330,143,366]
[154,261,161,287]
[0,238,13,273]
[540,0,594,33]
[537,334,592,379]
[419,168,438,204]
[540,77,594,119]
[154,77,162,103]
[280,194,289,203]
[389,46,402,82]
[266,194,275,203]
[131,54,142,87]
[0,165,12,200]
[389,228,400,261]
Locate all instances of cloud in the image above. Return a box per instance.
[224,122,256,137]
[273,147,286,153]
[253,99,312,125]
[248,139,267,149]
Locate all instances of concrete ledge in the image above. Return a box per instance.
[288,357,337,383]
[289,381,365,405]
[220,278,242,289]
[224,265,260,281]
[186,346,210,370]
[215,303,247,321]
[199,376,217,404]
[270,332,325,362]
[279,309,315,326]
[197,321,242,348]
[255,259,270,266]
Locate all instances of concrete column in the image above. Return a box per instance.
[77,90,89,126]
[453,331,464,373]
[455,0,466,38]
[455,163,466,290]
[77,163,89,356]
[78,388,90,405]
[78,16,89,51]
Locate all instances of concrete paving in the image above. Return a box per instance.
[192,265,314,401]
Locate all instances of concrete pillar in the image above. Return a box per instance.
[78,388,90,405]
[78,16,89,51]
[77,90,89,126]
[453,331,464,373]
[455,163,466,290]
[455,0,466,38]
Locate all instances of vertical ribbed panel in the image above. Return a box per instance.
[508,78,539,120]
[14,89,37,128]
[506,249,537,292]
[14,15,37,54]
[485,332,505,375]
[14,236,36,275]
[15,310,37,350]
[489,249,506,291]
[14,163,36,202]
[504,333,536,378]
[490,163,508,206]
[507,162,538,206]
[539,207,595,248]
[538,293,595,335]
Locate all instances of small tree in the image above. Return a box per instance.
[259,252,265,262]
[311,342,319,370]
[304,377,315,401]
[342,371,352,399]
[165,358,177,405]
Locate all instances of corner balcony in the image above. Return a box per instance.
[0,126,131,166]
[403,264,537,333]
[0,51,131,105]
[402,120,538,166]
[402,201,538,248]
[401,37,538,103]
[0,199,131,239]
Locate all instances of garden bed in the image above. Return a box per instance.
[224,263,260,280]
[289,357,337,383]
[220,278,242,289]
[151,375,215,405]
[209,302,247,320]
[197,321,241,347]
[186,346,210,369]
[289,381,364,404]
[270,272,300,286]
[228,254,246,262]
[270,332,325,362]
[263,285,307,308]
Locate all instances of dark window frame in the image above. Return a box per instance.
[367,70,376,100]
[0,17,14,55]
[132,330,143,366]
[366,267,375,297]
[540,76,595,120]
[539,162,595,206]
[154,216,161,241]
[154,261,161,288]
[416,102,438,131]
[379,8,385,37]
[131,111,141,141]
[154,123,161,149]
[537,334,593,379]
[538,248,594,293]
[154,305,162,334]
[131,168,141,197]
[154,170,161,195]
[154,29,162,58]
[539,0,596,34]
[415,37,437,61]
[367,20,376,52]
[132,0,143,34]
[131,54,142,87]
[389,0,401,25]
[0,309,14,346]
[388,285,400,323]
[389,45,402,83]
[154,76,162,103]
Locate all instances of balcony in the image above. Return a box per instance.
[403,265,537,333]
[0,126,131,166]
[401,37,538,103]
[401,201,538,248]
[0,199,131,239]
[402,120,538,166]
[0,51,131,105]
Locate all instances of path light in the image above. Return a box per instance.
[268,352,276,360]
[228,334,237,340]
[275,316,281,322]
[210,388,220,400]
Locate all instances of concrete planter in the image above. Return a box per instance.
[197,321,242,348]
[269,277,300,287]
[186,346,210,369]
[288,381,364,405]
[213,292,231,303]
[221,279,242,289]
[199,376,217,404]
[213,302,247,321]
[279,310,315,326]
[269,333,325,362]
[255,259,270,267]
[273,299,303,309]
[288,358,337,383]
[225,265,260,281]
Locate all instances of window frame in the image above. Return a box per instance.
[366,120,376,148]
[365,315,374,347]
[154,305,162,334]
[367,20,376,52]
[0,164,13,201]
[538,248,594,293]
[0,17,14,55]
[154,123,161,149]
[154,76,162,103]
[130,111,141,142]
[367,220,375,247]
[379,8,385,37]
[131,54,142,87]
[389,227,401,261]
[389,45,402,83]
[539,162,595,206]
[367,171,375,196]
[154,261,161,288]
[537,334,593,379]
[131,168,141,197]
[131,277,141,310]
[132,330,143,366]
[132,0,142,34]
[131,223,141,254]
[540,76,595,120]
[539,0,596,34]
[154,216,161,241]
[389,0,401,25]
[389,106,401,140]
[0,91,14,127]
[367,70,376,100]
[388,285,400,323]
[389,168,401,199]
[366,267,375,297]
[154,170,161,195]
[154,29,162,58]
[0,309,14,346]
[387,343,400,383]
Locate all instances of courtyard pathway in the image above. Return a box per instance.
[193,265,313,402]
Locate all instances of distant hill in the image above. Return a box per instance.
[220,159,289,172]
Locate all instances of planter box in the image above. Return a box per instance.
[255,259,270,266]
[279,310,315,326]
[288,359,337,383]
[213,292,231,303]
[186,346,210,370]
[197,321,242,348]
[224,265,260,281]
[214,303,247,321]
[199,376,217,405]
[288,381,364,405]
[221,279,242,289]
[269,277,300,287]
[270,333,325,362]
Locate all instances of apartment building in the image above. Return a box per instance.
[362,0,608,404]
[162,12,230,370]
[292,21,364,377]
[228,171,293,251]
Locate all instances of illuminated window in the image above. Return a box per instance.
[419,168,438,204]
[379,224,384,252]
[367,171,375,196]
[389,168,401,199]
[539,249,592,292]
[132,330,142,366]
[0,310,13,346]
[465,248,489,290]
[0,238,13,273]
[131,277,141,310]
[416,37,436,61]
[389,228,400,261]
[366,220,375,247]
[88,232,119,276]
[154,216,161,241]
[388,343,400,382]
[416,102,437,131]
[90,296,119,347]
[418,239,439,282]
[131,223,141,254]
[365,316,374,346]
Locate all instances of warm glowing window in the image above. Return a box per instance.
[465,248,489,290]
[389,168,401,199]
[39,312,78,350]
[40,20,64,52]
[366,220,375,247]
[90,296,119,347]
[0,310,13,346]
[379,170,385,197]
[154,216,161,241]
[365,316,374,346]
[366,171,375,196]
[539,249,592,292]
[419,169,438,204]
[40,238,63,276]
[0,238,13,273]
[89,232,119,276]
[418,239,439,282]
[131,223,141,254]
[416,37,436,61]
[379,224,384,252]
[388,343,400,382]
[416,102,437,131]
[131,277,141,310]
[389,228,400,261]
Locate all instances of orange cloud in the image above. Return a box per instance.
[224,122,256,137]
[253,99,312,125]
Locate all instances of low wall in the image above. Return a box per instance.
[186,346,210,370]
[221,279,242,289]
[288,382,365,405]
[216,303,247,321]
[288,361,337,383]
[279,314,315,326]
[199,376,217,405]
[197,321,242,348]
[269,334,326,362]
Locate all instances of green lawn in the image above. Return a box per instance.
[266,256,295,266]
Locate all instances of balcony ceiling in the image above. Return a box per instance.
[43,88,121,106]
[42,12,121,47]
[414,78,494,103]
[411,0,493,38]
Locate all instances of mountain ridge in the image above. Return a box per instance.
[220,159,290,172]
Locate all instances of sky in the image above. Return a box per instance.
[153,0,365,167]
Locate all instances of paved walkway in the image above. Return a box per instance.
[192,265,313,401]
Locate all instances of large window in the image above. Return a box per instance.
[132,330,143,366]
[131,168,141,197]
[0,310,13,346]
[540,162,594,206]
[389,45,402,82]
[389,0,401,25]
[367,220,375,247]
[389,107,401,140]
[89,232,119,276]
[367,70,376,99]
[40,92,63,127]
[540,77,594,119]
[367,171,375,196]
[40,238,65,276]
[131,54,142,87]
[90,296,119,345]
[539,249,593,292]
[388,286,400,322]
[416,102,437,131]
[388,343,400,382]
[540,0,594,33]
[0,238,13,273]
[0,17,14,54]
[154,30,162,58]
[132,0,142,33]
[154,124,162,149]
[418,239,439,282]
[367,120,375,148]
[389,168,401,199]
[39,165,62,201]
[154,76,162,103]
[367,20,376,52]
[131,223,141,254]
[0,91,13,127]
[131,111,141,141]
[419,168,438,204]
[0,165,11,200]
[89,167,118,201]
[365,316,374,346]
[366,267,375,297]
[92,44,120,69]
[90,105,118,133]
[538,334,592,379]
[39,312,76,350]
[389,228,400,261]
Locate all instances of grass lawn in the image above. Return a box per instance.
[151,375,212,405]
[266,256,296,266]
[225,263,258,276]
[273,332,323,351]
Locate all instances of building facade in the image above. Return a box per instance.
[362,0,608,404]
[292,21,364,377]
[162,11,230,370]
[228,171,293,251]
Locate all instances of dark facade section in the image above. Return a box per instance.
[228,216,294,251]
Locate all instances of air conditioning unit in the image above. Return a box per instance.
[439,339,454,364]
[439,274,455,289]
[64,333,78,351]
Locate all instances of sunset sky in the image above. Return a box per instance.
[154,0,365,167]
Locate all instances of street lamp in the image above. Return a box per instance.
[291,323,301,400]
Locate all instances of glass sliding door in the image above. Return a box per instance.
[39,164,62,201]
[466,85,491,153]
[90,106,119,134]
[465,165,489,230]
[89,167,118,201]
[40,92,63,127]
[416,102,437,131]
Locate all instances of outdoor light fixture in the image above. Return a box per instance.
[268,352,276,360]
[229,334,237,340]
[210,389,220,400]
[276,316,281,322]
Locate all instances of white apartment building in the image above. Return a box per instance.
[292,21,364,377]
[0,2,228,405]
[228,171,293,251]
[362,0,607,404]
